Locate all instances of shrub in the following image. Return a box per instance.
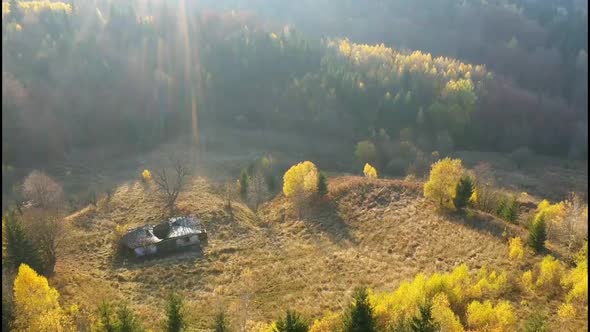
[283,161,319,203]
[521,270,534,294]
[535,256,565,293]
[141,169,152,181]
[317,172,328,197]
[466,300,515,332]
[273,311,308,332]
[309,312,341,332]
[355,141,377,164]
[453,175,474,210]
[164,292,185,332]
[557,302,576,321]
[213,311,231,332]
[343,287,376,332]
[508,237,524,261]
[22,170,64,210]
[424,158,464,209]
[410,301,440,332]
[363,163,378,178]
[523,313,547,332]
[528,215,547,253]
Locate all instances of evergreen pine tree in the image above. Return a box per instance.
[496,198,508,218]
[410,302,440,332]
[4,211,44,274]
[116,303,144,332]
[317,173,328,197]
[453,176,474,210]
[343,287,376,332]
[506,197,519,224]
[274,310,308,332]
[98,302,117,332]
[213,311,231,332]
[528,215,547,253]
[164,292,185,332]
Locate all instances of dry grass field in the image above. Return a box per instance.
[53,172,585,331]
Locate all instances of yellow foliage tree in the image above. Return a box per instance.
[13,264,74,332]
[142,169,152,181]
[431,293,464,332]
[508,237,524,262]
[283,161,319,202]
[363,163,378,178]
[562,242,588,303]
[468,267,509,298]
[534,200,565,226]
[536,256,565,292]
[424,158,464,209]
[369,264,471,328]
[521,270,534,295]
[309,312,342,332]
[466,300,515,332]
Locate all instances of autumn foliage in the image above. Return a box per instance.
[424,158,464,209]
[13,264,75,332]
[363,163,378,178]
[283,161,319,202]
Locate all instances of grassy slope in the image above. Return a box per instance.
[54,175,587,331]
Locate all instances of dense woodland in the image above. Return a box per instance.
[2,0,588,173]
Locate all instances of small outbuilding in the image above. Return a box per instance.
[121,216,207,258]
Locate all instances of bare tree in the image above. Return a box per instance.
[473,163,500,213]
[560,192,588,250]
[153,156,190,215]
[21,210,66,276]
[22,170,65,211]
[247,170,269,211]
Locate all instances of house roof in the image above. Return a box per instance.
[120,216,205,249]
[121,226,161,249]
[167,216,204,239]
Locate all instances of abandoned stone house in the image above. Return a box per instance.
[121,216,207,257]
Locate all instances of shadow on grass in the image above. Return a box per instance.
[300,198,356,246]
[111,244,205,270]
[442,208,516,240]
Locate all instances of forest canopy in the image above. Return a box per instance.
[1,0,587,173]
